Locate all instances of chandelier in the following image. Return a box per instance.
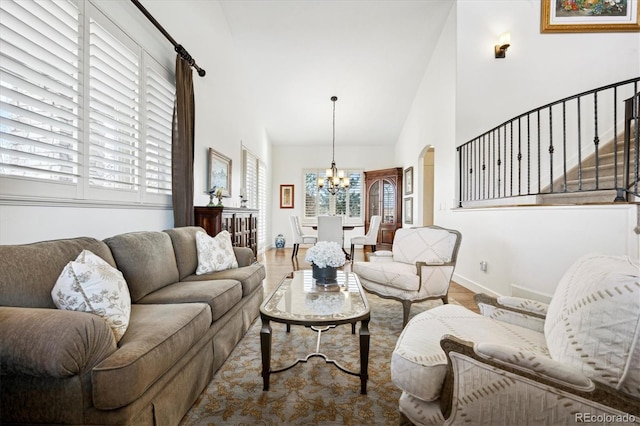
[318,96,350,195]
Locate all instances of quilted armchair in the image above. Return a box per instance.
[391,253,640,425]
[353,226,461,326]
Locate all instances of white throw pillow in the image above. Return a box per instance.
[195,230,239,275]
[544,253,640,398]
[52,250,131,342]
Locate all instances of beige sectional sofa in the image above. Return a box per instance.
[0,226,265,425]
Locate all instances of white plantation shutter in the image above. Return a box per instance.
[243,146,267,254]
[88,17,139,194]
[145,62,173,196]
[244,148,257,208]
[0,0,175,205]
[257,159,266,250]
[0,0,80,197]
[302,169,363,225]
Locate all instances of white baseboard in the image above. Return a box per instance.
[453,273,501,297]
[510,284,553,303]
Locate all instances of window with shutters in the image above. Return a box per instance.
[243,146,267,254]
[302,169,363,226]
[0,0,175,206]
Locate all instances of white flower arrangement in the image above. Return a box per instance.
[305,241,346,268]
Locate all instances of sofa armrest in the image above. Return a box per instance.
[474,293,546,332]
[233,247,256,267]
[0,307,117,378]
[439,335,640,421]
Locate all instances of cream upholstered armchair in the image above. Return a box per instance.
[391,253,640,426]
[353,225,461,327]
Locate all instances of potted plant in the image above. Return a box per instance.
[305,241,346,284]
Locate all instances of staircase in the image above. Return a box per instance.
[457,78,640,208]
[538,130,638,204]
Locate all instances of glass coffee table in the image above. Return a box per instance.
[260,269,371,394]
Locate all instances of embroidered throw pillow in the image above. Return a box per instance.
[195,230,239,275]
[544,254,640,398]
[52,250,131,342]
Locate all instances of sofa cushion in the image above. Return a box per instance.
[137,279,242,322]
[104,231,180,302]
[195,230,238,274]
[0,237,116,309]
[51,250,131,341]
[164,226,206,280]
[182,263,266,297]
[91,302,211,410]
[391,304,548,402]
[544,253,640,398]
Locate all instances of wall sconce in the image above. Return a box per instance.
[494,32,510,58]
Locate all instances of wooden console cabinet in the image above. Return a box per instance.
[194,207,259,257]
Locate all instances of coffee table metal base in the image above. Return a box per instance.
[260,318,370,394]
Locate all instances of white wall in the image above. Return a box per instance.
[456,0,640,144]
[271,144,395,249]
[0,0,270,245]
[395,0,640,300]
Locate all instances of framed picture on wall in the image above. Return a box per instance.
[541,0,640,33]
[404,167,414,195]
[208,148,232,197]
[280,184,294,208]
[404,197,413,224]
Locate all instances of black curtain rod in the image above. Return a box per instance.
[130,0,206,77]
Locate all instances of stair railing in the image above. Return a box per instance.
[616,91,640,201]
[457,77,640,207]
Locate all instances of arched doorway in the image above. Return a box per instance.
[421,147,435,225]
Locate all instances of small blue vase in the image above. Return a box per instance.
[275,234,285,249]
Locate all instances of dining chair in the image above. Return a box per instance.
[349,215,381,261]
[317,215,344,246]
[289,216,317,259]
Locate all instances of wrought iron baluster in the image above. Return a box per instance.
[517,117,522,196]
[510,121,514,196]
[577,97,582,191]
[497,126,502,198]
[594,91,600,190]
[562,101,567,192]
[527,114,531,195]
[549,107,554,193]
[537,109,541,193]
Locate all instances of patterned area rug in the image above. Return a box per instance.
[180,293,455,426]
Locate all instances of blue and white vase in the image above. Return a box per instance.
[275,234,285,249]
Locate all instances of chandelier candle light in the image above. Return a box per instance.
[318,96,350,195]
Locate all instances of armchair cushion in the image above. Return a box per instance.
[544,253,640,398]
[392,227,455,264]
[355,261,419,292]
[391,304,548,402]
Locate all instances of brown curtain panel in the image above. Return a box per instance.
[172,55,195,227]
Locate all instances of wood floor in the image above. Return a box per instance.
[257,247,479,313]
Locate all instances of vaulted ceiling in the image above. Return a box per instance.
[219,0,453,146]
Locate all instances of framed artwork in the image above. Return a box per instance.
[541,0,640,33]
[280,184,294,208]
[404,197,413,224]
[404,167,414,195]
[208,148,232,197]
